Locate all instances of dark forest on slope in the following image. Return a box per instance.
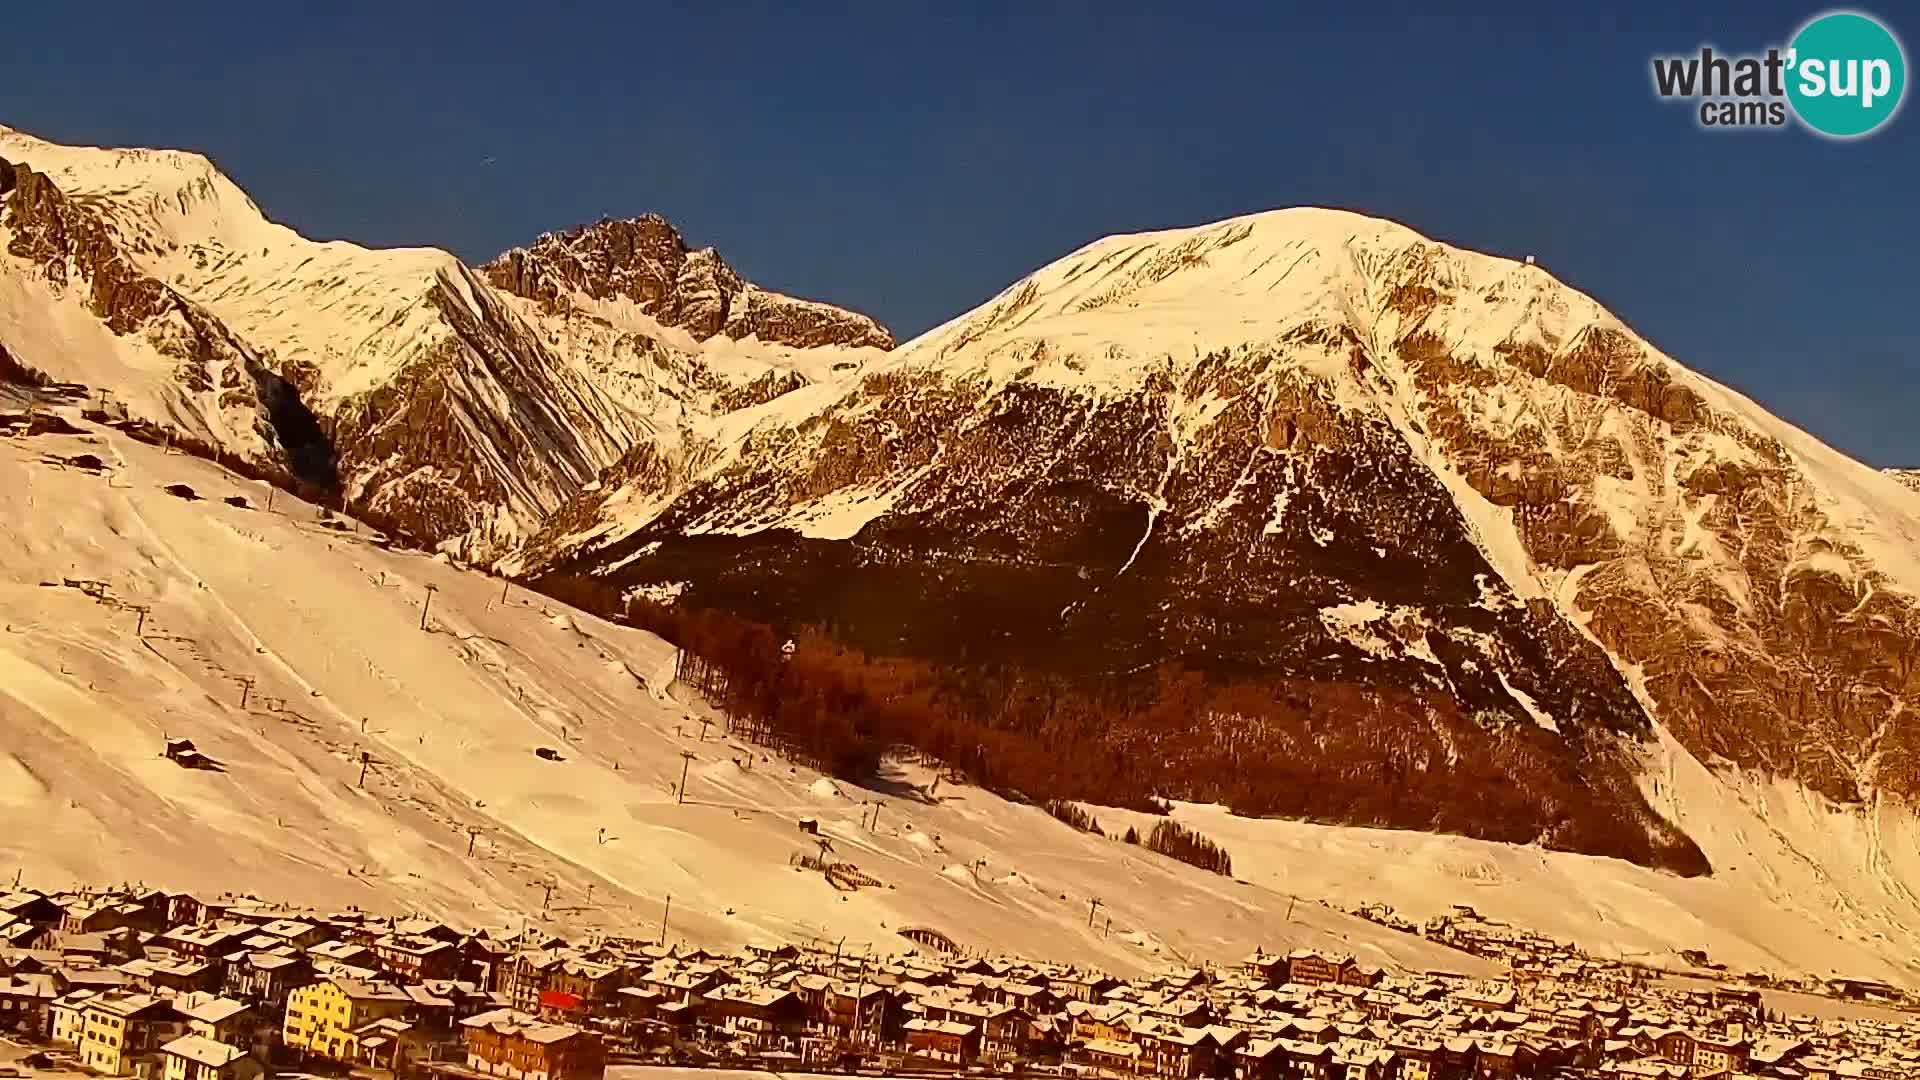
[530,573,1709,876]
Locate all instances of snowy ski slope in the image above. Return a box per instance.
[0,410,1491,978]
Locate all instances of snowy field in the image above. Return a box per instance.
[2,412,1918,987]
[1090,785,1920,987]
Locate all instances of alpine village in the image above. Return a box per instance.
[0,883,1914,1080]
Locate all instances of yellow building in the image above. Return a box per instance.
[80,992,184,1077]
[283,978,414,1063]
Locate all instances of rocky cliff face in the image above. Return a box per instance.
[539,209,1920,869]
[482,215,895,350]
[0,156,331,481]
[0,127,890,556]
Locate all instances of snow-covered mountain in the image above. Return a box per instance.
[0,125,888,556]
[539,209,1920,893]
[10,126,1920,983]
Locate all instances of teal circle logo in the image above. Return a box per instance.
[1786,11,1907,137]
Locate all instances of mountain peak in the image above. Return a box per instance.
[482,214,893,351]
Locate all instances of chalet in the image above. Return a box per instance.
[640,964,732,1005]
[162,926,248,960]
[1653,1030,1699,1069]
[0,915,46,949]
[1473,1040,1537,1080]
[1055,972,1122,1004]
[1243,950,1290,988]
[1291,1018,1336,1045]
[1280,1038,1336,1080]
[174,994,252,1045]
[497,950,566,1013]
[1690,1030,1750,1077]
[462,936,510,986]
[1079,1036,1145,1076]
[349,1016,432,1073]
[257,920,329,951]
[62,929,144,966]
[1068,1000,1134,1044]
[305,940,376,968]
[461,1008,606,1080]
[1236,1038,1286,1080]
[1748,1037,1810,1072]
[48,989,102,1046]
[1456,984,1518,1012]
[1391,1038,1443,1080]
[614,985,663,1022]
[1289,951,1348,988]
[406,979,495,1027]
[1340,963,1385,989]
[905,1017,980,1065]
[959,1000,1027,1060]
[223,952,309,1006]
[991,980,1058,1015]
[1336,1042,1398,1080]
[392,917,464,944]
[221,902,303,929]
[1,891,65,927]
[122,958,218,995]
[160,1034,262,1080]
[370,932,459,981]
[1132,1020,1216,1080]
[161,895,213,928]
[655,997,703,1036]
[826,982,890,1042]
[540,957,625,1018]
[1148,998,1215,1028]
[61,900,135,936]
[704,984,807,1048]
[0,971,57,1037]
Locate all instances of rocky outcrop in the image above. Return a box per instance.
[482,215,894,350]
[321,271,646,550]
[1,160,333,485]
[1378,254,1920,808]
[4,163,172,333]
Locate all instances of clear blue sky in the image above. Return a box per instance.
[6,2,1917,462]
